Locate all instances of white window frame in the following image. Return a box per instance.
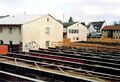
[46,27,50,34]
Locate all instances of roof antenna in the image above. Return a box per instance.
[63,13,65,22]
[24,11,25,15]
[24,8,26,15]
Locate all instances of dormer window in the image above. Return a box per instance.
[95,26,98,29]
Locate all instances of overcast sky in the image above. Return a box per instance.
[0,0,120,24]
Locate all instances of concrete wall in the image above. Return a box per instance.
[67,23,88,42]
[0,25,22,44]
[22,15,63,52]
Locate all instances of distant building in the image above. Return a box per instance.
[87,21,105,38]
[63,22,88,42]
[0,14,63,51]
[102,25,120,39]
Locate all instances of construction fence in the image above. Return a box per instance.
[51,38,120,52]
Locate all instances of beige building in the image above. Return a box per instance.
[102,25,120,39]
[0,14,63,51]
[63,22,88,42]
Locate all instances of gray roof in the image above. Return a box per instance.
[63,22,77,28]
[0,15,9,19]
[0,14,47,25]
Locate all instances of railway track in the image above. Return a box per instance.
[0,70,44,82]
[24,51,120,69]
[29,49,120,65]
[40,48,120,59]
[2,52,119,81]
[0,55,104,82]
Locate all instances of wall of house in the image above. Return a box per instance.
[88,25,96,34]
[67,23,88,42]
[22,15,63,52]
[63,28,67,33]
[102,30,120,39]
[113,31,120,39]
[101,30,108,38]
[0,25,22,44]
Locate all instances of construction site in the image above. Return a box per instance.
[0,38,120,82]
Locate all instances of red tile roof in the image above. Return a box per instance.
[102,26,120,30]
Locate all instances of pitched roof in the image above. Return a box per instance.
[102,26,120,31]
[63,22,77,28]
[88,21,105,30]
[0,14,47,25]
[0,15,9,19]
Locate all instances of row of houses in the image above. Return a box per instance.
[102,26,120,39]
[87,21,120,39]
[0,14,87,52]
[0,14,119,51]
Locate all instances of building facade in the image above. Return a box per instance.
[22,15,63,51]
[0,14,63,51]
[87,21,105,37]
[63,22,88,42]
[102,25,120,39]
[0,25,22,44]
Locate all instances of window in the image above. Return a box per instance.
[0,40,4,44]
[9,41,12,45]
[74,30,76,33]
[47,18,49,22]
[0,28,3,33]
[19,27,21,34]
[76,37,79,40]
[46,27,50,34]
[69,29,71,33]
[95,26,98,29]
[46,41,50,47]
[72,30,74,33]
[76,30,79,33]
[9,27,12,34]
[69,29,79,34]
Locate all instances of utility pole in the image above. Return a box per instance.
[24,8,26,15]
[63,13,65,22]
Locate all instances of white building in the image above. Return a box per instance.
[63,22,88,42]
[0,14,63,51]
